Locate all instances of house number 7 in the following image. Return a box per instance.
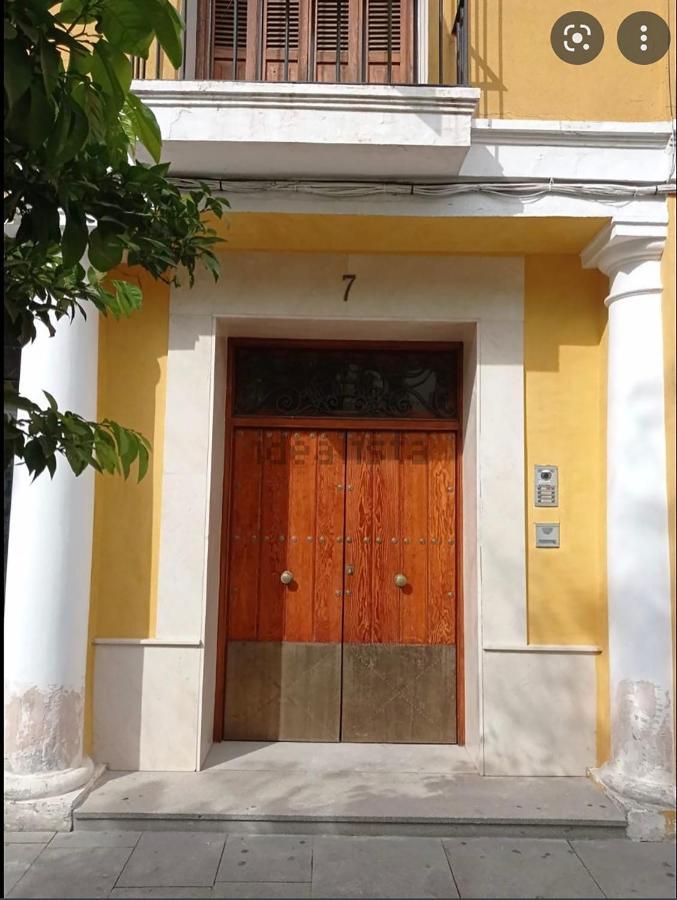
[342,274,356,302]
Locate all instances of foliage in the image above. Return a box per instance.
[4,0,227,481]
[5,385,150,480]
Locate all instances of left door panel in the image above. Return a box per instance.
[224,429,346,740]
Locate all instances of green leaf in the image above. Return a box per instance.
[88,227,124,271]
[9,80,56,148]
[101,0,154,57]
[54,0,94,24]
[4,40,33,108]
[201,251,220,280]
[147,0,183,69]
[111,279,143,317]
[99,41,132,94]
[94,435,119,473]
[91,42,126,110]
[67,43,92,74]
[45,452,57,478]
[43,390,58,410]
[62,204,88,267]
[65,445,90,476]
[44,97,72,161]
[72,82,106,143]
[125,93,162,163]
[39,37,60,96]
[137,440,149,481]
[23,438,47,480]
[53,97,89,163]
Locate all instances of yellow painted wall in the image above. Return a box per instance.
[84,223,618,762]
[428,0,674,121]
[211,213,608,256]
[663,197,676,735]
[524,255,610,764]
[84,270,170,752]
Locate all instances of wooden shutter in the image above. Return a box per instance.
[261,0,308,81]
[313,0,359,82]
[209,0,414,83]
[365,0,413,83]
[212,0,249,79]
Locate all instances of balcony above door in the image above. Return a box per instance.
[132,0,479,180]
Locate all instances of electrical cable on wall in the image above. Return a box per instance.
[169,176,677,202]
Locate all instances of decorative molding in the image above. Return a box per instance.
[472,119,675,150]
[133,80,480,116]
[581,220,668,290]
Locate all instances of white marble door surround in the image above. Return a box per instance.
[94,248,602,778]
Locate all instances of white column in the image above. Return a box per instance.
[4,307,101,830]
[582,220,675,839]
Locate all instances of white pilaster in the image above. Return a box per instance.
[582,219,675,840]
[4,308,103,830]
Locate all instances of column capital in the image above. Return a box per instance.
[581,219,667,279]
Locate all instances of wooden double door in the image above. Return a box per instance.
[223,428,458,743]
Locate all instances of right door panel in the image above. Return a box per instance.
[342,431,457,743]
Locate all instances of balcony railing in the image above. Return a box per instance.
[133,0,469,86]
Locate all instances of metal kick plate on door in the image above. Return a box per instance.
[535,523,560,548]
[535,465,558,507]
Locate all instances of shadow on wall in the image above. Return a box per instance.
[471,0,505,118]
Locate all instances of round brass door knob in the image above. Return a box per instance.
[394,573,408,588]
[280,570,294,585]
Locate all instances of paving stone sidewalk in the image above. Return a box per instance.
[4,830,676,899]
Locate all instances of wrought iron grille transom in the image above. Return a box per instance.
[233,347,459,419]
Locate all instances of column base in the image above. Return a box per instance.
[4,763,105,832]
[589,763,676,842]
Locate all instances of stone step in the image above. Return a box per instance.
[74,744,627,839]
[74,812,627,839]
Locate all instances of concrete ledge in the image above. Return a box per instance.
[134,80,480,180]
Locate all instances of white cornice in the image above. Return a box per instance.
[472,119,675,150]
[133,79,480,116]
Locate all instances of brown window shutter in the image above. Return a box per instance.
[261,0,312,81]
[212,0,249,79]
[207,0,414,84]
[365,0,413,83]
[313,0,362,82]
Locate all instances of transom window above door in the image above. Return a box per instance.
[232,344,460,420]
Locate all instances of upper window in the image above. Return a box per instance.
[211,0,415,84]
[233,345,459,419]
